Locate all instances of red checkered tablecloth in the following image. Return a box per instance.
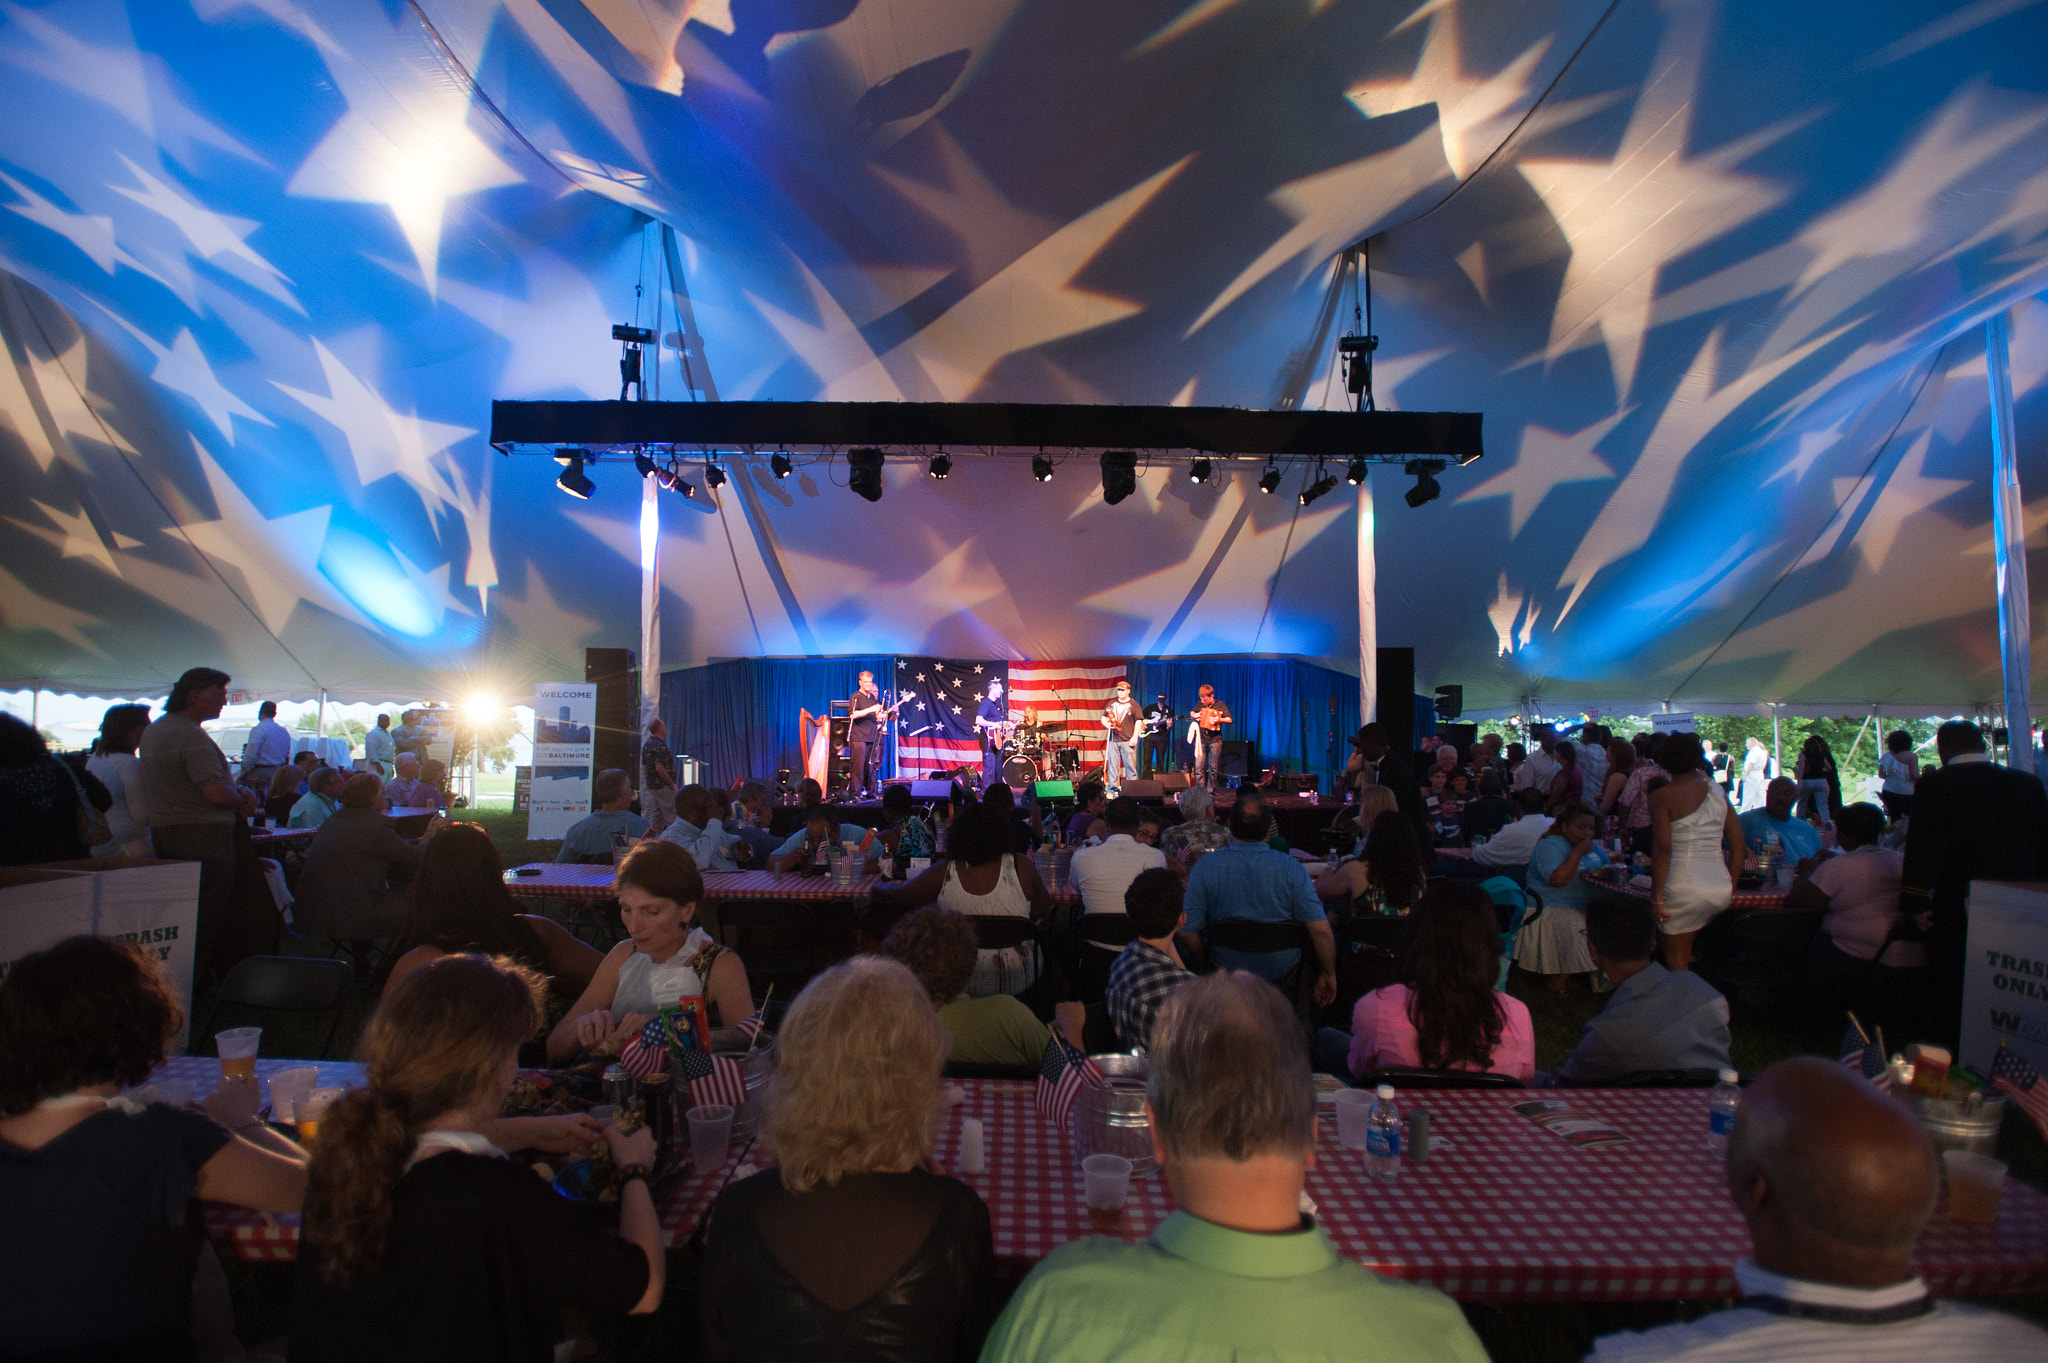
[1582,872,1791,913]
[701,869,882,902]
[911,1082,2048,1300]
[503,863,619,900]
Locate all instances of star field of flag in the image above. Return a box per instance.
[895,657,1005,777]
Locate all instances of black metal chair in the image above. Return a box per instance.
[1585,1068,1728,1089]
[1696,908,1824,1018]
[1351,1066,1526,1090]
[967,914,1043,952]
[713,901,849,996]
[196,955,355,1059]
[1204,918,1314,1013]
[1331,913,1413,1021]
[1072,913,1139,1002]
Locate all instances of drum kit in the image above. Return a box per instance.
[999,717,1080,787]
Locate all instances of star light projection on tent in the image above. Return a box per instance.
[0,0,2044,714]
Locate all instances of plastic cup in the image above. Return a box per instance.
[156,1078,196,1106]
[1334,1087,1376,1150]
[1944,1150,2007,1225]
[216,1027,261,1080]
[588,1104,619,1127]
[268,1066,319,1123]
[1083,1153,1132,1231]
[688,1103,734,1171]
[295,1087,342,1144]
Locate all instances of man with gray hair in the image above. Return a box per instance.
[981,972,1486,1363]
[1591,1056,2046,1360]
[1158,785,1229,867]
[287,767,344,829]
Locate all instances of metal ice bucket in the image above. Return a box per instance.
[1073,1052,1154,1176]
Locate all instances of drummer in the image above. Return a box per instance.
[1017,706,1043,749]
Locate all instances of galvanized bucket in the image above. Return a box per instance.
[1074,1052,1154,1176]
[1908,1090,2005,1156]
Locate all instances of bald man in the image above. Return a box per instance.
[1590,1057,2046,1360]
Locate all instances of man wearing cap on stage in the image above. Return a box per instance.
[1102,681,1140,798]
[974,678,1009,789]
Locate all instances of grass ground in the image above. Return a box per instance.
[200,820,2048,1360]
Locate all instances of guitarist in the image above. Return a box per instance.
[847,670,893,800]
[1190,683,1232,790]
[1140,692,1176,777]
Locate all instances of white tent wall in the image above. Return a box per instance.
[1,2,2046,711]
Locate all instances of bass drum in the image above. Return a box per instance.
[1002,754,1040,789]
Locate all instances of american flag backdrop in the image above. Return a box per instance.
[894,658,1006,778]
[1009,660,1128,776]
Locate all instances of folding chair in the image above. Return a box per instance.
[1351,1066,1525,1090]
[195,955,355,1059]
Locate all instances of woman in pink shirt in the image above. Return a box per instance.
[1330,882,1536,1083]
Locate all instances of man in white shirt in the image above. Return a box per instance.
[237,700,293,789]
[1512,726,1560,794]
[1069,799,1167,951]
[1590,1056,2047,1362]
[364,713,397,778]
[1472,789,1553,871]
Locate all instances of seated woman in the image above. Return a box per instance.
[292,955,662,1360]
[0,936,307,1358]
[1514,802,1609,992]
[882,907,1049,1068]
[1315,810,1427,917]
[876,801,1052,997]
[546,840,753,1063]
[266,760,308,825]
[1313,882,1535,1084]
[416,757,451,812]
[1546,741,1584,815]
[295,773,446,941]
[1790,801,1923,1032]
[382,822,603,1002]
[701,957,994,1362]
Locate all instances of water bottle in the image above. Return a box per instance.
[1707,1069,1741,1156]
[1364,1084,1402,1182]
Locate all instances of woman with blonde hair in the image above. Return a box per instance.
[700,956,994,1362]
[292,954,662,1360]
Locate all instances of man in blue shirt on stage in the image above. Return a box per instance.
[974,678,1008,789]
[1177,792,1334,1006]
[1739,777,1822,864]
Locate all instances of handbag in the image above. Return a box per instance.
[60,758,114,848]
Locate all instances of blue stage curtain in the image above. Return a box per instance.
[1121,660,1362,790]
[660,656,892,785]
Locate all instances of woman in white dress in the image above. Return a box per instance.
[547,839,753,1063]
[1650,733,1746,973]
[881,796,1052,996]
[1737,737,1772,812]
[85,704,152,859]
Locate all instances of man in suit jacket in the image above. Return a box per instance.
[1901,721,2048,1044]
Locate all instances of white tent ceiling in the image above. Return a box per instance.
[1,0,2045,711]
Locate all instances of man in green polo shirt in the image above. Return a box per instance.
[979,971,1487,1363]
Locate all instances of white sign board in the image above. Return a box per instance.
[1959,880,2048,1080]
[0,859,202,1048]
[529,682,598,839]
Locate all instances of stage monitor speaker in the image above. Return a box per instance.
[909,779,956,799]
[1034,780,1076,801]
[1158,772,1192,792]
[585,647,635,785]
[1279,773,1320,795]
[1376,647,1415,748]
[1119,779,1165,799]
[1434,684,1463,720]
[1441,722,1478,754]
[1220,740,1259,780]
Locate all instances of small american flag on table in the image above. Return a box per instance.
[1992,1044,2048,1139]
[1841,1037,1892,1092]
[1036,1025,1103,1133]
[619,1013,750,1109]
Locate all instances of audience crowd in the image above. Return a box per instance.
[7,683,2048,1361]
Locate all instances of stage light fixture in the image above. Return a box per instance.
[655,464,691,496]
[556,453,595,499]
[928,452,952,479]
[704,461,726,489]
[1031,454,1054,482]
[1300,473,1340,507]
[1189,458,1212,484]
[634,449,657,478]
[1100,449,1137,505]
[1258,462,1281,495]
[1347,456,1368,485]
[848,447,885,502]
[770,451,792,479]
[1404,459,1444,508]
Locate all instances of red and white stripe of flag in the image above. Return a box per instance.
[688,1055,749,1110]
[1009,660,1127,768]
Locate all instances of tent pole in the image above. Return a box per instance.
[1988,310,2034,775]
[1771,706,1781,777]
[1357,477,1376,724]
[30,684,39,733]
[639,473,662,763]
